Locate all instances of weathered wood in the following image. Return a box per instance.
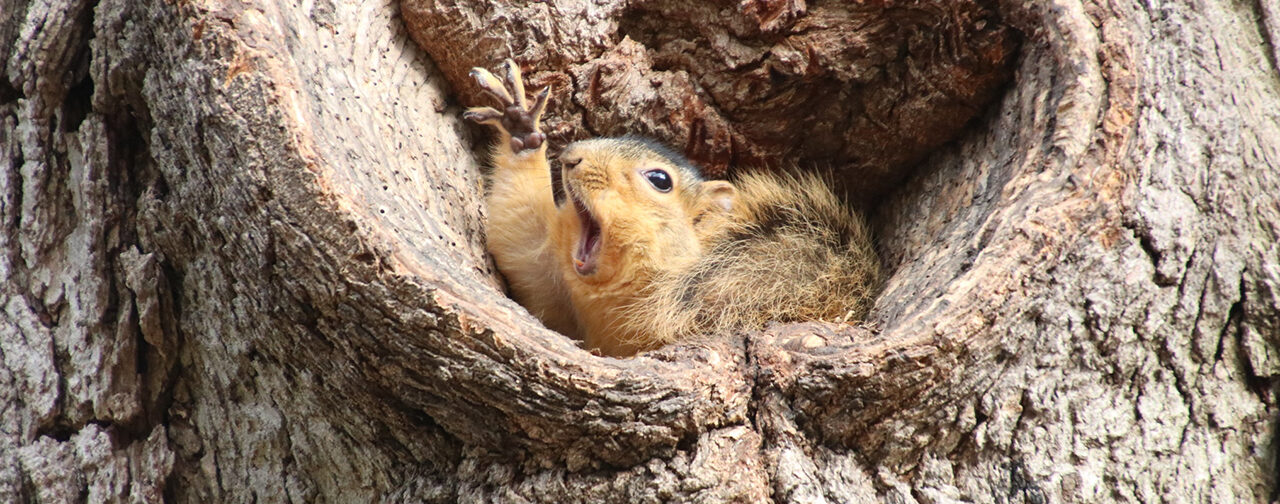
[401,0,1018,200]
[1,0,1277,502]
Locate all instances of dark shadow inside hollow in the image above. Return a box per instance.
[610,0,1021,201]
[446,0,1024,355]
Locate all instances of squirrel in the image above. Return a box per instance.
[465,60,882,357]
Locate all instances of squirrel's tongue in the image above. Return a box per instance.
[573,198,601,275]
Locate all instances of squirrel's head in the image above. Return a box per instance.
[552,137,737,288]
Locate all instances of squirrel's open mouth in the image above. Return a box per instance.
[572,195,602,275]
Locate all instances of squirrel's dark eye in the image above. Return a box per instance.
[643,169,673,192]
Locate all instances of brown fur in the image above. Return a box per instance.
[469,62,881,357]
[614,171,882,348]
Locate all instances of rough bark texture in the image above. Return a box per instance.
[401,0,1019,201]
[1,0,1277,503]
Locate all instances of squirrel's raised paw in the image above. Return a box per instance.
[464,59,549,153]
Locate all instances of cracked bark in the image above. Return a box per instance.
[2,0,1278,503]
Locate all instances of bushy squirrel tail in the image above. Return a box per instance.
[620,171,883,345]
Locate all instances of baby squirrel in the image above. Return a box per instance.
[465,60,881,357]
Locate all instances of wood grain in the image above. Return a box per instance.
[0,0,1276,502]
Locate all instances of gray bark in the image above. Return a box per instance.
[1,0,1277,503]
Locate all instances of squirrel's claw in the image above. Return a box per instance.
[463,106,503,125]
[530,86,550,123]
[470,67,514,106]
[504,59,526,109]
[465,60,550,153]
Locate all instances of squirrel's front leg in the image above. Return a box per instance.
[465,60,579,339]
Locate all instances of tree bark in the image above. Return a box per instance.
[1,0,1277,503]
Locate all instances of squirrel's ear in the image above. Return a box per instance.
[702,180,737,213]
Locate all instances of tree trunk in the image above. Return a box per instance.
[2,0,1277,502]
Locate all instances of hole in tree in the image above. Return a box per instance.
[61,76,94,133]
[456,0,1020,356]
[0,76,18,105]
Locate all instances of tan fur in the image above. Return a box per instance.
[550,139,726,355]
[484,142,582,339]
[470,62,881,357]
[477,82,580,339]
[614,171,882,347]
